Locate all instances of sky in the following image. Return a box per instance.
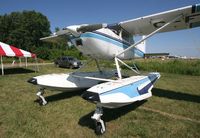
[1,0,200,58]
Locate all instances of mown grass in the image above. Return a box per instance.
[0,63,200,138]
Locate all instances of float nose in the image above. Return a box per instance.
[148,72,161,84]
[27,78,37,85]
[82,91,100,103]
[155,72,161,79]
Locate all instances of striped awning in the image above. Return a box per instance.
[0,42,36,58]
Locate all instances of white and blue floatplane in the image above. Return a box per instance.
[28,3,200,135]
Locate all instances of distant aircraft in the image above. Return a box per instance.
[28,4,200,135]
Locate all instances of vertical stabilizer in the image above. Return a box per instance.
[135,35,146,53]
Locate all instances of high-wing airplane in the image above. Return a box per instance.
[28,4,200,135]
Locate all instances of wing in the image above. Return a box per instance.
[119,4,200,35]
[40,24,107,43]
[40,29,72,43]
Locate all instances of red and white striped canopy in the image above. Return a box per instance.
[0,42,36,58]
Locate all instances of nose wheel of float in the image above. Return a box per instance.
[91,106,106,135]
[36,88,47,106]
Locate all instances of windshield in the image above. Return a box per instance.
[68,57,77,61]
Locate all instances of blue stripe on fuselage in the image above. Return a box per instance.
[94,31,131,46]
[81,32,144,57]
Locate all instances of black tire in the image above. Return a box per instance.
[69,64,73,69]
[95,122,104,135]
[38,98,43,106]
[55,63,59,67]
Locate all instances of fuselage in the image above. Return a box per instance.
[71,28,144,60]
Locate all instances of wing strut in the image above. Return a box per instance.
[115,57,140,79]
[116,14,183,57]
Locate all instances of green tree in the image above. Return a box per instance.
[0,11,84,60]
[0,10,51,50]
[55,27,60,32]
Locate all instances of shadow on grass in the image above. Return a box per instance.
[152,88,200,103]
[3,68,35,75]
[78,100,146,129]
[44,90,85,103]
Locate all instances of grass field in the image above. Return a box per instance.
[0,63,200,138]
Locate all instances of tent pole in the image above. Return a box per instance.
[1,56,4,75]
[19,57,22,67]
[25,57,27,68]
[35,57,39,72]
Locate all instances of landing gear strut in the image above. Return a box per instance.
[91,106,106,135]
[36,88,47,105]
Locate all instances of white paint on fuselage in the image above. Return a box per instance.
[72,28,143,60]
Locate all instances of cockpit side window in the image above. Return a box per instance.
[108,26,134,44]
[122,30,134,44]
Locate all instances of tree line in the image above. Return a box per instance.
[0,10,84,60]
